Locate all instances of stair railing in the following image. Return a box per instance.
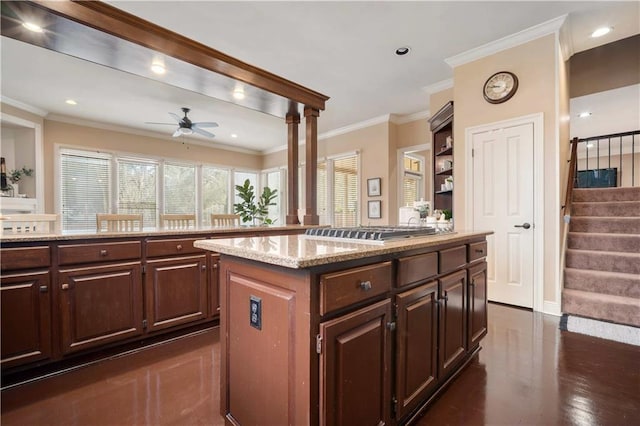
[575,130,639,188]
[560,137,580,295]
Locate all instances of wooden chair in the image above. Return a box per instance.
[159,214,196,230]
[210,214,241,228]
[96,214,143,232]
[0,214,60,235]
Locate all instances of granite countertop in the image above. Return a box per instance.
[194,231,492,269]
[0,224,317,242]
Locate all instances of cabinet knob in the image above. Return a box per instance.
[213,264,218,269]
[359,281,372,291]
[201,264,206,271]
[176,244,183,251]
[61,283,69,290]
[100,249,108,256]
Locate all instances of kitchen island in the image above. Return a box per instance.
[0,225,312,376]
[194,230,491,426]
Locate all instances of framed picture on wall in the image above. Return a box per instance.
[368,200,382,219]
[367,177,381,197]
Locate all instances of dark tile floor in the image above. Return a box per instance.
[2,303,638,425]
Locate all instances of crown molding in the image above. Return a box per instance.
[422,79,453,95]
[391,110,430,125]
[46,114,261,155]
[445,14,568,68]
[558,15,575,61]
[1,96,48,117]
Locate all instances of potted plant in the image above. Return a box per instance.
[7,166,33,196]
[233,179,278,225]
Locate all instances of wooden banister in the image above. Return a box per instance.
[563,137,579,218]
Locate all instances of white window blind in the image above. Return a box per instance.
[60,150,111,231]
[333,155,358,227]
[317,162,328,225]
[202,166,229,224]
[118,159,158,228]
[402,176,420,207]
[264,170,282,224]
[164,163,196,214]
[402,154,424,207]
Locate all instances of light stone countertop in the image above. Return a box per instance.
[0,224,317,242]
[194,230,492,269]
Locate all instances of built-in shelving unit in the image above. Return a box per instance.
[429,101,454,216]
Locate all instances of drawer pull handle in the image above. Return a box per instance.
[360,281,372,291]
[474,249,484,254]
[100,249,108,256]
[176,244,183,251]
[62,283,69,290]
[39,285,48,293]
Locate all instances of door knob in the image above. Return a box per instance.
[514,223,531,229]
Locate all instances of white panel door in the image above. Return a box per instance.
[472,123,534,308]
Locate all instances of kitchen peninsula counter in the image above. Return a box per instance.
[195,230,491,426]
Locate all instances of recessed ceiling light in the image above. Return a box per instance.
[231,134,238,138]
[233,88,245,100]
[578,112,592,118]
[395,46,411,56]
[65,99,77,105]
[151,63,166,75]
[591,27,613,38]
[22,22,43,33]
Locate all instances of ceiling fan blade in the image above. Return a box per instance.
[192,122,219,128]
[172,129,182,137]
[145,121,177,126]
[168,112,182,122]
[192,127,215,138]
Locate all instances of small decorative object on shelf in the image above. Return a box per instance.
[7,166,33,186]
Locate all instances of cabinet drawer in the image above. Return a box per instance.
[320,261,392,315]
[397,252,438,288]
[439,245,467,275]
[468,241,487,263]
[58,241,141,266]
[1,246,51,271]
[146,238,203,257]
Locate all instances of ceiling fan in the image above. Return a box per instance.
[146,107,218,138]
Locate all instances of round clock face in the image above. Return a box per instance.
[483,71,518,104]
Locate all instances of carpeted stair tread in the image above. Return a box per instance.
[564,268,640,298]
[573,187,640,202]
[572,201,640,217]
[565,249,640,274]
[569,217,640,234]
[567,232,640,253]
[562,288,640,327]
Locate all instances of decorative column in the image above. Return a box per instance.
[286,112,300,224]
[303,107,320,225]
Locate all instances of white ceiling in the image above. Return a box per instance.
[2,1,639,153]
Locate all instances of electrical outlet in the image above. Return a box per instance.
[249,296,262,330]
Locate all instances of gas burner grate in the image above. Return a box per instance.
[304,226,439,243]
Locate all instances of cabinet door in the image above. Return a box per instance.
[59,262,143,354]
[319,299,392,426]
[208,254,220,318]
[395,281,439,420]
[468,262,488,349]
[1,271,52,367]
[438,269,467,378]
[145,255,207,332]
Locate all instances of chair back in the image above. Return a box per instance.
[0,214,60,235]
[210,214,241,227]
[96,214,143,232]
[160,214,196,230]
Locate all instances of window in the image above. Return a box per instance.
[164,163,196,214]
[317,161,328,224]
[60,149,111,231]
[333,155,359,227]
[233,170,258,206]
[118,158,158,228]
[262,169,283,225]
[202,166,229,225]
[401,153,424,207]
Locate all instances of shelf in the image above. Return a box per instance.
[435,147,453,156]
[435,190,453,195]
[436,168,453,176]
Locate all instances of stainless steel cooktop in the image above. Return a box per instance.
[303,226,452,244]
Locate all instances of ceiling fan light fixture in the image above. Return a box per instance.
[179,127,193,135]
[22,21,43,33]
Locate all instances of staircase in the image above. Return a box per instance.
[562,187,640,328]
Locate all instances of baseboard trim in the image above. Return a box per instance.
[560,314,640,346]
[543,300,561,316]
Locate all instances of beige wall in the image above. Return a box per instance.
[43,120,262,212]
[452,34,560,305]
[570,35,640,98]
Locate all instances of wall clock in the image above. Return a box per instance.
[483,71,518,104]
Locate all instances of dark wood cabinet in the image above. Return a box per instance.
[438,269,467,378]
[319,299,392,426]
[1,271,52,367]
[468,262,488,349]
[395,280,439,420]
[208,253,220,317]
[144,255,207,332]
[429,101,454,215]
[58,262,143,354]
